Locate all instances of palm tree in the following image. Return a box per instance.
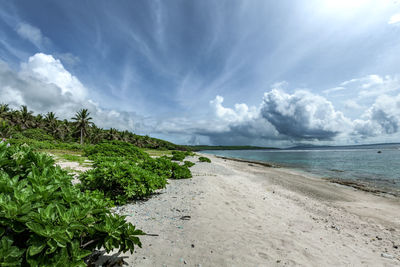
[0,120,12,138]
[89,125,104,144]
[19,105,34,130]
[72,109,93,145]
[0,104,10,119]
[44,112,57,125]
[120,130,131,142]
[58,120,72,142]
[34,114,45,128]
[106,128,120,141]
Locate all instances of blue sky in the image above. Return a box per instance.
[1,0,400,147]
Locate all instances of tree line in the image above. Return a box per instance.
[0,104,182,150]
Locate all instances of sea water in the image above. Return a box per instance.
[202,143,400,195]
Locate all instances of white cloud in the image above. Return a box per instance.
[388,13,400,24]
[209,95,258,123]
[261,89,352,140]
[339,74,400,99]
[16,22,46,48]
[323,86,346,94]
[354,94,400,137]
[20,53,87,102]
[344,100,364,110]
[0,53,143,132]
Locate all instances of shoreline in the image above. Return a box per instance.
[110,153,400,266]
[208,153,400,198]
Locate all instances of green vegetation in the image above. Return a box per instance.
[79,141,193,204]
[184,161,195,167]
[83,140,149,160]
[71,109,93,145]
[58,154,87,165]
[0,104,198,265]
[171,150,186,161]
[79,159,167,204]
[0,142,143,266]
[143,149,172,157]
[0,103,187,150]
[199,156,212,163]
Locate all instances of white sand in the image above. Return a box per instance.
[105,154,400,266]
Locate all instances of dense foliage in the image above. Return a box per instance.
[171,151,186,161]
[199,156,212,163]
[184,161,195,168]
[0,104,187,150]
[0,142,143,266]
[79,141,193,204]
[79,159,167,204]
[83,140,149,160]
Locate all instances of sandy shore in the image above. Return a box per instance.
[103,154,400,266]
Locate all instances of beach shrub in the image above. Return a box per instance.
[171,150,186,161]
[171,163,192,179]
[139,156,174,180]
[7,138,82,151]
[184,150,195,156]
[199,156,211,163]
[20,128,54,141]
[0,142,143,266]
[83,140,149,161]
[79,158,167,204]
[183,161,195,168]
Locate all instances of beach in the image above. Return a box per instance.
[102,154,400,266]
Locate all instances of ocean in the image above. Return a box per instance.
[202,143,400,196]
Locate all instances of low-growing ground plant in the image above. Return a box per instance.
[79,141,193,205]
[79,158,167,204]
[0,142,144,266]
[8,138,82,151]
[184,150,195,157]
[199,156,211,163]
[184,161,195,168]
[171,150,186,161]
[171,163,192,179]
[84,140,149,161]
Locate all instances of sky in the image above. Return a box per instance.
[0,0,400,147]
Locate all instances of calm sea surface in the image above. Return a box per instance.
[202,144,400,195]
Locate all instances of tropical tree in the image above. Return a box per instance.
[88,125,104,144]
[44,112,57,125]
[106,128,120,141]
[0,103,10,119]
[0,120,12,138]
[72,109,93,145]
[19,105,34,129]
[57,120,72,141]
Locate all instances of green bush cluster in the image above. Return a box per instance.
[0,142,143,266]
[8,137,82,151]
[183,161,195,168]
[79,141,193,205]
[83,140,148,161]
[79,159,167,204]
[171,151,186,161]
[171,164,192,179]
[20,129,54,142]
[199,156,211,163]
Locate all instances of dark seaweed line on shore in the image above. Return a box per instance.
[215,155,279,168]
[326,178,400,197]
[216,155,400,198]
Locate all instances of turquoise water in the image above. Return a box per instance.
[202,144,400,195]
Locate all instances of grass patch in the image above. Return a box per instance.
[144,149,173,157]
[41,149,89,165]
